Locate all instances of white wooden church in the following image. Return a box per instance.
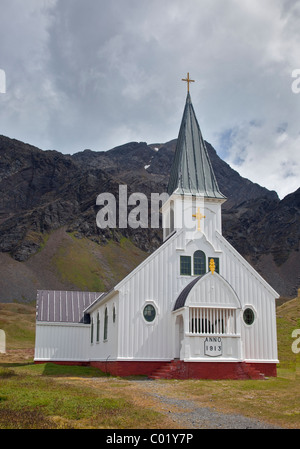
[34,78,279,379]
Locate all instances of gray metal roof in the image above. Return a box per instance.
[167,92,226,199]
[36,290,104,323]
[173,275,203,311]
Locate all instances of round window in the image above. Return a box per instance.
[143,304,156,322]
[243,308,255,325]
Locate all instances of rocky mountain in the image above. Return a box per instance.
[0,134,299,302]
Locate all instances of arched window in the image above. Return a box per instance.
[96,312,100,342]
[104,307,108,341]
[113,305,116,323]
[193,250,206,275]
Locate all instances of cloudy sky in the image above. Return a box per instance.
[0,0,299,199]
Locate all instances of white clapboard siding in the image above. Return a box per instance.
[215,232,278,362]
[88,297,119,361]
[35,323,90,361]
[111,217,278,363]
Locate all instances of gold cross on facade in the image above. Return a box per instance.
[209,258,216,275]
[192,207,205,231]
[182,72,195,92]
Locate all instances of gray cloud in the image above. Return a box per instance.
[0,0,299,198]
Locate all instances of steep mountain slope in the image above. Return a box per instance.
[0,134,298,301]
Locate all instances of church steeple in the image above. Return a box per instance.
[167,91,226,200]
[162,79,226,240]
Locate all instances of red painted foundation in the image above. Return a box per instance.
[35,360,89,366]
[90,360,167,377]
[35,359,277,379]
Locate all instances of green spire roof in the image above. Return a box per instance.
[167,92,226,199]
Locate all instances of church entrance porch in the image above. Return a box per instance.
[174,305,242,362]
[172,271,246,363]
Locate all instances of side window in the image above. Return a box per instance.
[113,305,116,323]
[103,307,108,341]
[193,250,206,275]
[243,307,255,326]
[96,312,100,342]
[90,317,94,344]
[143,304,156,323]
[180,255,191,275]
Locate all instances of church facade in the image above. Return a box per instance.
[34,87,279,379]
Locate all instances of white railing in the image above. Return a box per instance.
[189,307,236,335]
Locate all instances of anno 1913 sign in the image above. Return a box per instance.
[204,336,222,357]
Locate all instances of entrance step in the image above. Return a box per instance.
[148,360,180,380]
[148,360,266,380]
[237,362,265,380]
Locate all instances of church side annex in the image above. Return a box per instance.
[34,75,279,379]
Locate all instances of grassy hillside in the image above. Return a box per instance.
[52,232,148,292]
[0,228,148,303]
[0,303,35,350]
[276,297,300,372]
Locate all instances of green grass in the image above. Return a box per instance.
[3,362,108,377]
[0,363,163,429]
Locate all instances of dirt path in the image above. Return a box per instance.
[129,379,281,429]
[83,377,280,430]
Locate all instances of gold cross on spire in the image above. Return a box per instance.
[182,72,195,92]
[192,207,205,231]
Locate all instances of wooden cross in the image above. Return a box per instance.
[182,72,195,92]
[192,207,205,231]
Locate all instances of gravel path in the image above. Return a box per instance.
[130,379,280,429]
